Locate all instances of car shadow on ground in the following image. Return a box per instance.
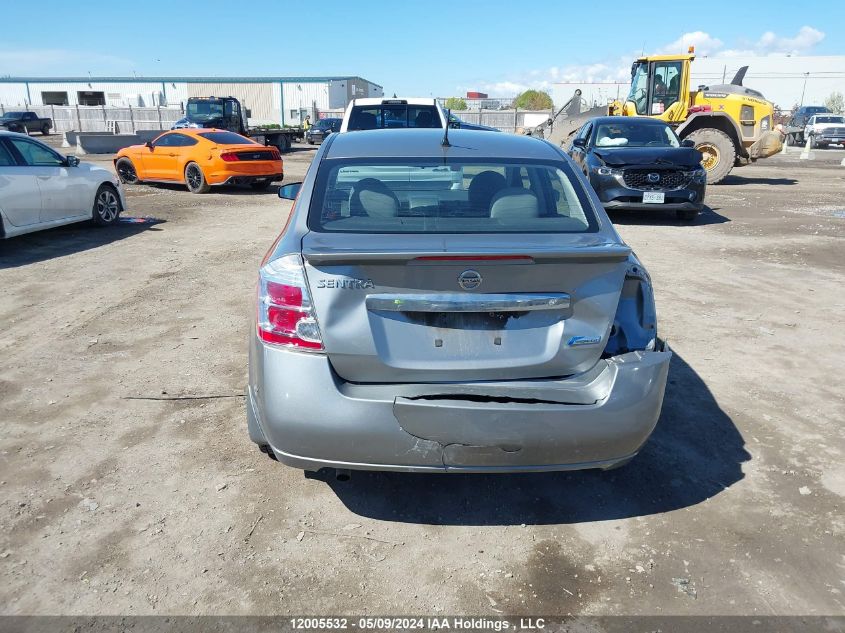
[720,175,798,186]
[607,205,729,227]
[143,183,281,196]
[321,352,749,526]
[0,218,165,269]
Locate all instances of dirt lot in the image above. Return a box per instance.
[1,141,843,617]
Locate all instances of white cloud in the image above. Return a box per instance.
[754,26,824,55]
[0,49,134,75]
[658,31,724,56]
[473,25,828,98]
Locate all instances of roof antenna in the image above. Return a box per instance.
[442,108,451,147]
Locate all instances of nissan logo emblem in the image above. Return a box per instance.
[647,172,661,183]
[458,270,482,290]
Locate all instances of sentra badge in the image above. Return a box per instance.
[316,277,375,289]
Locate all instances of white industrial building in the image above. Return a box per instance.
[0,76,383,125]
[551,55,845,111]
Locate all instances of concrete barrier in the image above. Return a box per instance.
[136,129,165,143]
[75,134,146,155]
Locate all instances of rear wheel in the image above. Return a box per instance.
[41,124,50,135]
[115,157,139,184]
[685,128,735,185]
[184,162,210,194]
[92,184,122,226]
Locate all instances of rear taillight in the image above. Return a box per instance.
[257,255,323,351]
[220,152,240,162]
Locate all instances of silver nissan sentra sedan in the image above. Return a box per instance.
[247,128,672,474]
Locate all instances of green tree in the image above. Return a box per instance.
[824,91,844,114]
[512,89,553,110]
[444,97,467,111]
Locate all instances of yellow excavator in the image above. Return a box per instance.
[534,48,784,183]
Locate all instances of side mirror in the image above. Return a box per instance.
[681,139,696,148]
[65,155,80,167]
[572,138,587,148]
[449,120,461,129]
[278,182,302,200]
[145,141,153,149]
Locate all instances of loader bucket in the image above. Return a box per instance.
[526,89,608,148]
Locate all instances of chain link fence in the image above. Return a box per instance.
[316,108,553,134]
[0,104,185,134]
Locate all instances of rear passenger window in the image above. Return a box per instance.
[198,131,255,145]
[0,142,16,166]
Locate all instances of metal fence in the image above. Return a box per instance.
[1,104,555,135]
[316,108,554,134]
[453,109,554,134]
[0,104,185,133]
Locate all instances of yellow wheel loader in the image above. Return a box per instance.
[533,48,784,184]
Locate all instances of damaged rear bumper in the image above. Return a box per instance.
[247,338,672,473]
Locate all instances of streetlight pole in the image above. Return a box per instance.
[800,72,809,107]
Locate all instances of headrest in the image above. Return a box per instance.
[489,188,539,219]
[350,178,398,218]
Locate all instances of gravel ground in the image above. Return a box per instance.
[1,142,843,616]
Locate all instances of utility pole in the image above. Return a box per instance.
[800,72,810,106]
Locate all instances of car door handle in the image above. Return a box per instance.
[36,175,52,180]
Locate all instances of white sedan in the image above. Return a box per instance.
[0,131,125,239]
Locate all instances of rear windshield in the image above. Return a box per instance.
[309,159,597,233]
[347,105,442,130]
[198,131,256,145]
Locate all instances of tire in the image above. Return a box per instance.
[258,444,278,461]
[92,184,122,226]
[115,157,139,184]
[685,128,735,185]
[676,208,699,222]
[41,125,50,135]
[250,179,272,191]
[184,162,210,194]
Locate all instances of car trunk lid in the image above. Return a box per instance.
[302,232,630,383]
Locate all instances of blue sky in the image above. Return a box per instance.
[1,0,843,96]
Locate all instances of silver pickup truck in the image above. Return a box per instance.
[804,114,845,149]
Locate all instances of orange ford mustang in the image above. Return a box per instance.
[115,129,283,193]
